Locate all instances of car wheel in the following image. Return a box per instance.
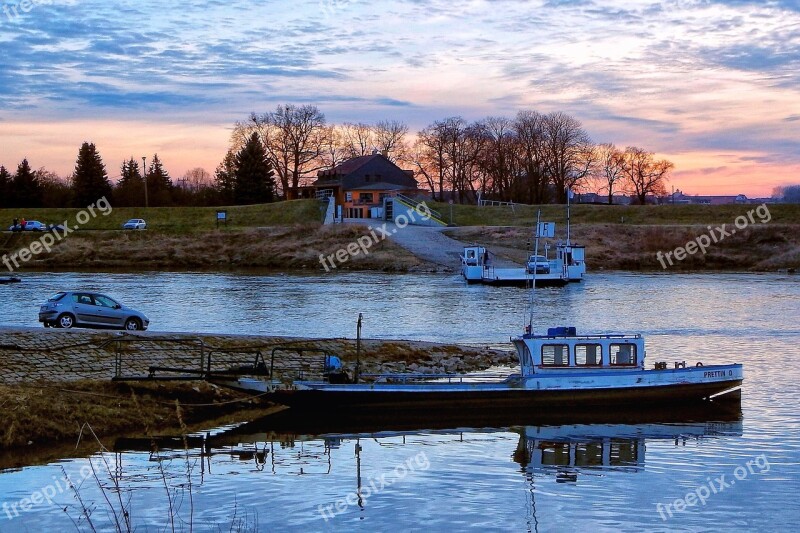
[124,317,142,331]
[57,313,75,329]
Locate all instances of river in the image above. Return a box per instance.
[0,271,799,531]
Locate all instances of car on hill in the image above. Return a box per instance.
[8,220,46,232]
[122,218,147,230]
[39,291,150,330]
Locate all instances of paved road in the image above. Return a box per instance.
[383,223,520,269]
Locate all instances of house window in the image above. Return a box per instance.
[610,343,636,366]
[541,344,569,366]
[345,192,352,202]
[365,175,371,182]
[576,344,602,366]
[359,192,373,203]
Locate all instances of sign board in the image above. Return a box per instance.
[537,222,555,238]
[216,210,227,227]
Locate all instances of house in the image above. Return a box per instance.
[313,152,420,219]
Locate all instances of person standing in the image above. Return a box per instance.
[20,218,26,230]
[12,218,18,231]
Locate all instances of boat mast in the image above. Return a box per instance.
[527,210,541,331]
[566,187,571,246]
[355,313,362,384]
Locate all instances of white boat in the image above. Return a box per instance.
[461,239,586,287]
[209,325,743,414]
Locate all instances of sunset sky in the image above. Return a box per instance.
[1,0,798,197]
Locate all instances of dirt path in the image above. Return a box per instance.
[384,223,520,269]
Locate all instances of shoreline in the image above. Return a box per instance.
[1,221,798,273]
[0,327,514,469]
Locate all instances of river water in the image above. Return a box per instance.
[0,271,799,531]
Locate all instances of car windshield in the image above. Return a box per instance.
[529,256,547,262]
[48,292,67,301]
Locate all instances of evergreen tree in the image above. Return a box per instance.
[115,158,145,207]
[214,150,237,205]
[234,133,275,205]
[72,142,112,207]
[12,159,43,208]
[146,154,173,207]
[0,166,10,208]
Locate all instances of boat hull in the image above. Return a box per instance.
[266,381,741,413]
[213,364,742,415]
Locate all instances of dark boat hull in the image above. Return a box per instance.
[249,380,743,415]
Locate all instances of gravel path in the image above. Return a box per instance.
[383,223,520,269]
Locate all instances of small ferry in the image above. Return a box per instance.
[210,325,743,414]
[461,240,585,287]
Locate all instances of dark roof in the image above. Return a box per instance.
[320,154,376,177]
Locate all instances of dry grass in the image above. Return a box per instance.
[0,380,276,468]
[1,223,428,272]
[446,223,800,271]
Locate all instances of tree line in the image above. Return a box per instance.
[0,136,276,209]
[1,104,674,209]
[230,105,673,205]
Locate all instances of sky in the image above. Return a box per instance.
[1,0,798,197]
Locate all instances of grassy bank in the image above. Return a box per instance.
[0,380,279,469]
[447,223,800,271]
[0,199,324,233]
[2,201,798,272]
[429,201,800,226]
[0,335,513,469]
[1,223,428,271]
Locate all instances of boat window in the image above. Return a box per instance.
[610,343,637,366]
[576,344,602,366]
[541,344,570,366]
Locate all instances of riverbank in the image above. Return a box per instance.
[0,327,514,468]
[1,202,798,271]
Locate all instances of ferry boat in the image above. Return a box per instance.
[210,326,743,414]
[461,240,585,287]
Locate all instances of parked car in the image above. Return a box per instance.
[8,220,46,232]
[526,254,551,275]
[122,218,147,230]
[39,291,150,330]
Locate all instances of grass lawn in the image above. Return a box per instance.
[0,199,325,234]
[427,201,800,227]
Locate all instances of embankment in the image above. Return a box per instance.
[446,223,800,271]
[0,327,514,467]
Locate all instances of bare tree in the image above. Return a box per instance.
[374,120,409,162]
[542,112,595,203]
[474,116,519,202]
[623,146,673,204]
[340,122,374,159]
[235,104,328,198]
[592,143,626,204]
[514,110,548,204]
[181,167,212,191]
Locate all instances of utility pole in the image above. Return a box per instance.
[355,313,362,384]
[142,156,148,208]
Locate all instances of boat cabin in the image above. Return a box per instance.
[512,327,645,376]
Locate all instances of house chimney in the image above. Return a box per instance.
[381,150,389,158]
[372,149,379,155]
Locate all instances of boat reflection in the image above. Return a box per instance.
[113,404,743,482]
[513,421,742,483]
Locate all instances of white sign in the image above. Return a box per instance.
[537,222,555,238]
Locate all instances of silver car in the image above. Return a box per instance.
[122,218,147,230]
[39,291,150,330]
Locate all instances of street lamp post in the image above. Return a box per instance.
[142,156,148,208]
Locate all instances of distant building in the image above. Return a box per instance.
[313,152,419,219]
[663,190,750,205]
